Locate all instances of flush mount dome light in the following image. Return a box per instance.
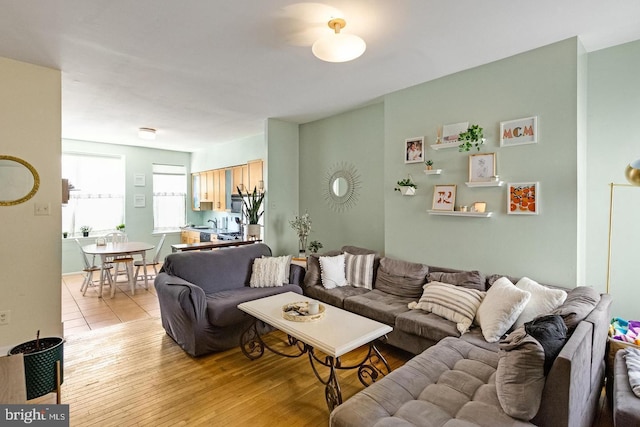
[312,18,366,63]
[138,127,156,140]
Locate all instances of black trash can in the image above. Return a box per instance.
[8,337,64,401]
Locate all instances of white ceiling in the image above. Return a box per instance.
[1,0,639,153]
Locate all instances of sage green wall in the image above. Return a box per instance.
[61,139,192,273]
[383,38,583,286]
[586,39,640,320]
[265,119,299,255]
[0,57,61,349]
[299,103,385,253]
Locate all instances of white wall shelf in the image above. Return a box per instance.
[430,141,460,150]
[427,210,493,218]
[465,181,504,187]
[423,169,442,175]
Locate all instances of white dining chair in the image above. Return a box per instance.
[75,238,113,296]
[104,231,134,285]
[134,233,166,288]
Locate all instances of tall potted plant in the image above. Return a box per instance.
[237,186,264,239]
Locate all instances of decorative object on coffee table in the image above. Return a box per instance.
[282,301,326,322]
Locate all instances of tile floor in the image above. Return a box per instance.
[62,271,161,336]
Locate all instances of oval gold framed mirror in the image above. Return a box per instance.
[0,155,40,206]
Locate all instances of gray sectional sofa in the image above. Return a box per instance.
[155,243,305,356]
[302,246,611,427]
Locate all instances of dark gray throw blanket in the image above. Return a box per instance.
[525,314,568,374]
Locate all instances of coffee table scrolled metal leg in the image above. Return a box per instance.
[357,343,392,387]
[307,350,343,411]
[240,321,264,360]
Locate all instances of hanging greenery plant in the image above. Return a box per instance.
[458,124,485,152]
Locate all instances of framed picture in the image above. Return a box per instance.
[442,122,468,144]
[468,153,496,182]
[134,194,146,208]
[500,116,538,147]
[508,182,539,215]
[404,137,424,163]
[432,184,456,211]
[134,173,146,187]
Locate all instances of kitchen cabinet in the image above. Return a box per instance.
[201,171,214,203]
[213,169,226,210]
[247,160,263,193]
[232,165,245,194]
[191,173,200,211]
[180,230,201,244]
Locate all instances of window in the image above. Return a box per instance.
[62,153,125,235]
[153,164,186,231]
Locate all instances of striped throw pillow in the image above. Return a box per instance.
[345,252,375,290]
[410,281,486,334]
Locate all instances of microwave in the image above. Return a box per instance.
[230,195,243,213]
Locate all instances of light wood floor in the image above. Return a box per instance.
[35,318,412,426]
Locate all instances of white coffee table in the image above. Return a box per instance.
[238,292,393,410]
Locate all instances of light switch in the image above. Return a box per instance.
[35,202,51,216]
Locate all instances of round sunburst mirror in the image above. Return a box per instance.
[322,162,361,212]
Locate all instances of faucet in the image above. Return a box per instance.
[207,219,218,229]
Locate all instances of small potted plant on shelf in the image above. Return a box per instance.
[425,159,434,170]
[308,240,323,254]
[458,124,485,152]
[79,225,92,237]
[115,223,125,231]
[395,177,417,196]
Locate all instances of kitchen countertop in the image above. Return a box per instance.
[171,239,261,252]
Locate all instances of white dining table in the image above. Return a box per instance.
[83,241,155,298]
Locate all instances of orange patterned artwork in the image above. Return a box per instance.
[508,182,539,215]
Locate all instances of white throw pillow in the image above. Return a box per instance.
[249,255,291,288]
[476,277,531,342]
[319,254,347,289]
[513,277,567,329]
[344,252,375,289]
[409,281,485,334]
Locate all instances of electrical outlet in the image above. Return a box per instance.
[34,202,51,216]
[0,310,10,325]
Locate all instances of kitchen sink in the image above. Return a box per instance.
[192,226,212,229]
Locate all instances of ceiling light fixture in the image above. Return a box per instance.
[312,18,366,63]
[138,127,156,140]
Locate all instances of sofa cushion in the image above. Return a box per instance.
[319,254,347,289]
[344,252,375,290]
[374,257,428,299]
[206,284,303,327]
[395,310,462,343]
[476,277,531,343]
[303,284,369,309]
[429,270,486,291]
[551,285,601,331]
[409,281,485,334]
[344,289,413,325]
[513,277,567,329]
[303,250,342,288]
[330,337,511,427]
[524,314,568,374]
[249,255,291,287]
[496,327,546,420]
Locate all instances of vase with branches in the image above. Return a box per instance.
[289,211,312,256]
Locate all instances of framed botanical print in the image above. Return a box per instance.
[468,153,496,182]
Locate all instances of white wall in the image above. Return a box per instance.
[0,57,62,348]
